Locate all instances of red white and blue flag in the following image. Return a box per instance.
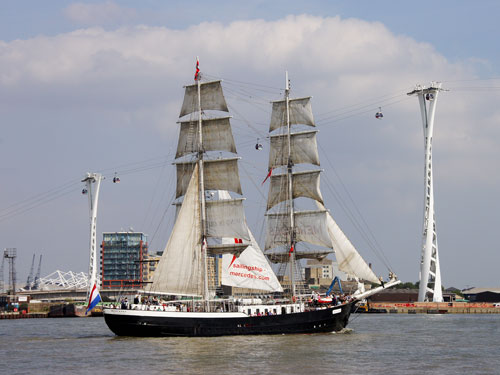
[85,283,102,315]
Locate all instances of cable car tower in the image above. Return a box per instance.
[82,173,103,300]
[407,82,445,302]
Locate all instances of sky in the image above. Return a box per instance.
[1,1,499,290]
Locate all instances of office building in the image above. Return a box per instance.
[101,232,148,289]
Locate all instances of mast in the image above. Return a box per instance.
[82,172,102,299]
[154,63,242,298]
[264,75,383,292]
[285,72,297,298]
[196,57,210,311]
[407,83,444,302]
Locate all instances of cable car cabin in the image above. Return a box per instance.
[113,173,120,183]
[255,143,263,150]
[425,93,434,101]
[375,111,383,119]
[82,188,88,194]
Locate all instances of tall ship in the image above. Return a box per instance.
[103,62,399,337]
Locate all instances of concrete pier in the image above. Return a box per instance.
[364,302,500,314]
[0,312,48,319]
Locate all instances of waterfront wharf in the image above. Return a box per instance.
[365,302,500,314]
[0,312,48,319]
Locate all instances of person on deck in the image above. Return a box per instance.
[312,291,319,306]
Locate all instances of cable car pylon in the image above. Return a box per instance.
[81,172,103,301]
[407,82,445,302]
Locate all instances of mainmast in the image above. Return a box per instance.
[407,82,444,302]
[264,73,383,295]
[285,72,297,298]
[195,58,210,311]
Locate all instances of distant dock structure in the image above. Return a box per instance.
[2,249,17,296]
[24,254,42,291]
[408,83,445,303]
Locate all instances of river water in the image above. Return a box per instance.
[1,314,499,375]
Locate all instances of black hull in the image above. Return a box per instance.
[104,303,352,337]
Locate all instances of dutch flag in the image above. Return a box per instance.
[85,283,102,315]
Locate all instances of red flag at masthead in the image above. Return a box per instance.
[194,57,200,81]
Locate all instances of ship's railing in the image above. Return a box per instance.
[107,296,314,313]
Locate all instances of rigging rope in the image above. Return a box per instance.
[0,152,175,223]
[8,74,497,254]
[318,143,394,272]
[221,77,408,272]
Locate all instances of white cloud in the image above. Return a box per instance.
[64,1,136,26]
[1,15,499,286]
[1,15,496,191]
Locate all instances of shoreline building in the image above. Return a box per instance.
[101,232,148,290]
[144,252,162,283]
[305,259,348,287]
[208,255,223,291]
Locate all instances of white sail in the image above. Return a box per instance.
[218,190,282,292]
[206,199,250,241]
[269,130,320,168]
[222,233,283,293]
[221,246,284,292]
[269,97,315,131]
[267,170,323,210]
[150,165,203,296]
[265,210,332,250]
[179,80,229,117]
[176,117,236,158]
[317,202,381,284]
[263,78,385,297]
[176,158,242,198]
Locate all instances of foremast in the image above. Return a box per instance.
[195,58,210,311]
[150,59,257,307]
[284,72,297,297]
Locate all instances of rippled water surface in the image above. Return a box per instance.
[2,314,500,375]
